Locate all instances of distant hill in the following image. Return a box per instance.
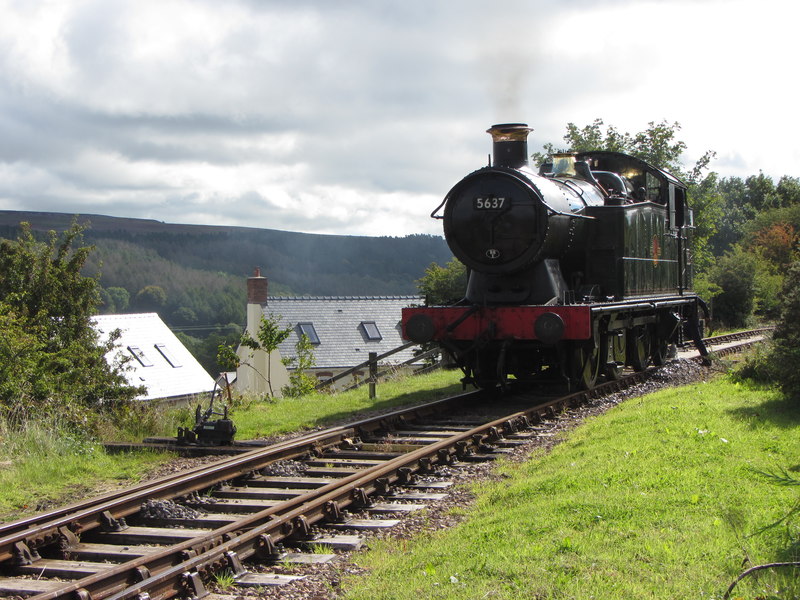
[0,210,451,368]
[0,210,450,295]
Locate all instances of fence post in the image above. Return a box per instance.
[368,352,377,399]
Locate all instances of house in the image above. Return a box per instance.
[92,313,216,404]
[238,269,422,394]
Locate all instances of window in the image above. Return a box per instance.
[361,321,382,341]
[297,322,320,345]
[128,345,153,367]
[154,343,182,368]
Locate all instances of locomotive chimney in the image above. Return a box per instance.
[247,267,268,304]
[487,123,533,169]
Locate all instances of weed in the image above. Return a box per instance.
[307,543,331,554]
[212,569,236,591]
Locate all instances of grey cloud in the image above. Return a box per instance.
[0,0,796,236]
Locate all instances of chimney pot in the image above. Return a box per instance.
[247,267,268,304]
[487,123,533,169]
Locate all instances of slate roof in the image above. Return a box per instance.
[92,313,216,402]
[264,296,423,369]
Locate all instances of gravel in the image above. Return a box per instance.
[261,460,308,477]
[139,499,205,521]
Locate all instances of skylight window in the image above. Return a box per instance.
[128,345,153,367]
[361,321,382,341]
[154,343,182,368]
[297,322,320,345]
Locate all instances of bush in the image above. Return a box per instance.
[707,247,757,327]
[766,261,800,399]
[0,222,141,434]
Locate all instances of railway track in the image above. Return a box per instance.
[0,329,769,600]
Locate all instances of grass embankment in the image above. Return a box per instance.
[0,420,172,520]
[0,370,463,521]
[343,377,800,600]
[231,370,464,440]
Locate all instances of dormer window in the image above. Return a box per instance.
[297,322,320,345]
[361,321,382,341]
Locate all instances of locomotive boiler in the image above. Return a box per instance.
[402,123,708,390]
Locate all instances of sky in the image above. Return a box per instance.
[1,0,798,238]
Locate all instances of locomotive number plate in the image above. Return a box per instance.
[474,196,508,210]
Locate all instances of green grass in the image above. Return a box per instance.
[0,419,172,520]
[0,369,462,522]
[343,376,800,600]
[228,369,464,440]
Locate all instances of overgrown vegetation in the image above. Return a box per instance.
[0,222,141,433]
[739,260,800,399]
[0,416,172,520]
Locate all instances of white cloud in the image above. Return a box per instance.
[0,0,798,236]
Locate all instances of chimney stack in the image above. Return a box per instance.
[487,123,533,169]
[247,267,268,304]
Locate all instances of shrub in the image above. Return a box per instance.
[0,222,141,434]
[766,261,800,399]
[707,246,757,327]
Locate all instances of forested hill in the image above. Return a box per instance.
[0,210,450,296]
[0,211,450,367]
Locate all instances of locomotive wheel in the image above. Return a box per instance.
[628,326,651,372]
[571,342,600,390]
[600,332,626,380]
[651,330,669,366]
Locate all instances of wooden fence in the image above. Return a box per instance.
[314,342,442,398]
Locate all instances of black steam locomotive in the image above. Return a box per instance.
[402,123,708,390]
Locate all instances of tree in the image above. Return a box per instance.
[217,313,292,398]
[0,222,140,428]
[711,176,755,255]
[706,247,758,327]
[281,334,317,398]
[776,175,800,207]
[106,287,130,312]
[750,222,798,268]
[134,285,167,312]
[744,172,779,211]
[761,261,800,399]
[416,257,467,305]
[534,118,697,175]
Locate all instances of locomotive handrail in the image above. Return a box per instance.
[430,196,447,219]
[589,295,702,314]
[429,165,598,221]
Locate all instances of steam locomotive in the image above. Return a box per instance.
[402,123,708,390]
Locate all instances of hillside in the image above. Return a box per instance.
[0,210,450,296]
[0,210,451,369]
